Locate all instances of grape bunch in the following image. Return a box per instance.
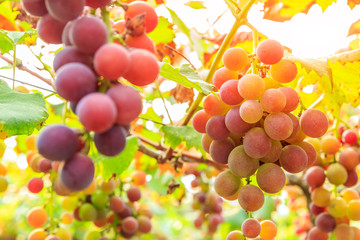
[20,0,160,191]
[192,39,329,239]
[305,128,360,240]
[186,164,224,234]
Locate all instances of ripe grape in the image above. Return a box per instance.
[45,0,84,22]
[212,67,238,89]
[307,227,329,240]
[125,1,158,33]
[203,93,230,116]
[299,109,328,138]
[122,216,139,234]
[28,177,44,194]
[259,220,277,240]
[206,115,230,141]
[55,63,97,102]
[326,163,348,185]
[76,93,117,133]
[123,49,159,86]
[260,140,282,163]
[339,148,358,170]
[28,229,47,240]
[94,43,130,80]
[320,135,341,155]
[214,170,242,199]
[334,224,355,240]
[70,16,108,55]
[223,47,249,71]
[94,125,127,156]
[256,163,286,194]
[342,129,357,145]
[327,197,347,218]
[256,39,283,65]
[344,169,358,187]
[260,88,286,113]
[105,85,141,125]
[109,196,125,213]
[86,0,111,8]
[36,125,78,161]
[209,138,235,164]
[226,231,245,240]
[27,207,47,228]
[238,184,264,212]
[264,112,293,140]
[228,145,259,178]
[270,58,298,83]
[79,203,97,221]
[60,153,95,191]
[37,13,66,44]
[278,87,299,112]
[125,34,156,54]
[311,187,331,207]
[241,218,261,238]
[237,74,265,100]
[305,166,326,188]
[225,106,254,135]
[201,134,213,153]
[127,186,141,202]
[279,145,308,173]
[138,215,152,233]
[243,127,272,158]
[91,190,108,209]
[310,203,326,216]
[21,0,48,16]
[341,188,360,203]
[61,21,73,45]
[297,141,317,167]
[60,212,73,225]
[53,46,92,72]
[239,100,263,124]
[347,200,360,221]
[101,179,116,194]
[192,110,211,134]
[220,80,244,105]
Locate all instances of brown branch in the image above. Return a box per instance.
[0,54,54,87]
[133,133,227,171]
[164,44,196,70]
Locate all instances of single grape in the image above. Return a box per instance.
[256,39,284,65]
[243,127,272,158]
[94,125,127,157]
[241,218,261,238]
[21,0,48,16]
[279,145,308,173]
[300,109,328,138]
[125,1,158,33]
[214,170,242,199]
[127,186,141,202]
[270,58,298,83]
[212,67,238,89]
[238,74,265,100]
[28,177,44,194]
[238,184,264,212]
[45,0,84,22]
[228,145,259,178]
[256,163,286,194]
[223,47,249,71]
[37,13,66,44]
[27,206,47,228]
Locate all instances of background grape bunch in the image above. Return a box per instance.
[193,39,329,239]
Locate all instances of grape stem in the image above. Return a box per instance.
[12,45,16,89]
[0,74,56,93]
[245,21,259,75]
[101,7,113,43]
[155,81,173,124]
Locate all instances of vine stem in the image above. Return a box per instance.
[180,0,257,126]
[0,74,56,93]
[245,21,259,75]
[101,7,113,43]
[0,54,54,87]
[12,45,16,89]
[155,80,173,125]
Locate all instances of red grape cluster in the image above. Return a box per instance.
[305,128,360,240]
[192,39,329,239]
[20,0,160,192]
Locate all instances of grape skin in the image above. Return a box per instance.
[94,126,127,157]
[209,138,234,164]
[300,109,328,138]
[45,0,84,22]
[37,13,66,44]
[21,0,48,16]
[238,184,264,212]
[279,145,308,173]
[228,145,259,178]
[53,46,92,72]
[256,163,286,194]
[243,127,272,158]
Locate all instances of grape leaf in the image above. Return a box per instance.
[348,0,360,9]
[161,125,205,155]
[185,1,206,9]
[0,80,48,136]
[92,136,139,180]
[348,19,360,36]
[159,63,213,95]
[148,16,174,45]
[166,7,191,40]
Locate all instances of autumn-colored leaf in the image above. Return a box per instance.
[348,19,360,36]
[0,15,16,31]
[170,84,195,104]
[184,1,206,9]
[263,0,315,22]
[348,0,360,9]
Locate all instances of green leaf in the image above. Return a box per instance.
[0,80,48,136]
[166,7,191,40]
[159,63,213,95]
[161,125,205,154]
[92,136,139,180]
[140,106,163,124]
[185,1,206,9]
[0,31,13,54]
[147,16,175,45]
[330,60,360,108]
